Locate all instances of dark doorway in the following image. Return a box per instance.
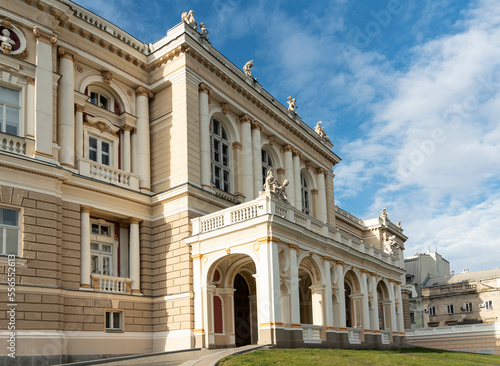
[233,273,251,347]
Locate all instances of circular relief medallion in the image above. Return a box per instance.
[0,24,27,59]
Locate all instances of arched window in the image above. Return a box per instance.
[261,149,273,187]
[86,85,122,114]
[301,173,310,215]
[211,119,230,192]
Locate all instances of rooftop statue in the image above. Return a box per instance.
[243,60,254,78]
[260,169,289,203]
[199,22,209,40]
[380,208,388,226]
[0,29,15,54]
[287,96,298,112]
[182,10,198,31]
[314,121,331,142]
[384,235,399,258]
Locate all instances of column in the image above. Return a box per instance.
[122,125,132,172]
[283,145,295,207]
[396,283,405,333]
[289,244,300,327]
[80,206,91,288]
[57,47,76,168]
[371,274,380,332]
[293,150,302,210]
[388,281,398,334]
[323,257,334,330]
[129,218,141,294]
[336,261,347,330]
[192,254,205,348]
[199,83,212,189]
[361,271,371,332]
[251,121,263,195]
[26,77,35,138]
[33,27,57,161]
[75,104,84,160]
[135,86,153,191]
[232,142,242,195]
[240,115,254,201]
[316,168,328,222]
[310,284,325,325]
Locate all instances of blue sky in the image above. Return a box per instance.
[72,0,500,273]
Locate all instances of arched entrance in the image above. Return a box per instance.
[234,273,251,346]
[377,281,390,330]
[344,270,362,328]
[206,254,257,348]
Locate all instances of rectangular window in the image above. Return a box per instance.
[0,86,20,136]
[91,242,114,276]
[464,302,473,312]
[485,300,493,310]
[410,312,415,324]
[446,304,454,314]
[105,310,122,332]
[429,306,436,316]
[0,208,20,255]
[88,136,112,166]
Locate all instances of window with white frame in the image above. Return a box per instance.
[87,85,121,114]
[105,310,123,332]
[261,149,274,187]
[464,302,473,312]
[88,136,112,166]
[0,85,20,136]
[90,91,109,110]
[0,208,20,256]
[428,306,436,316]
[485,300,493,310]
[90,220,116,277]
[300,172,310,215]
[446,304,454,314]
[211,119,230,192]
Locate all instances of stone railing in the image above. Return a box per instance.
[78,158,140,190]
[381,330,391,344]
[302,324,322,343]
[0,133,26,155]
[335,206,364,226]
[406,322,499,337]
[91,274,132,294]
[191,195,398,267]
[348,327,362,344]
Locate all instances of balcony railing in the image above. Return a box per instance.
[381,330,391,344]
[406,322,499,337]
[348,327,362,344]
[0,133,26,155]
[78,158,140,190]
[302,324,322,343]
[91,274,132,293]
[191,194,398,266]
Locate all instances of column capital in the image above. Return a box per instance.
[239,114,254,124]
[322,255,332,262]
[198,82,212,95]
[191,254,203,260]
[129,217,142,225]
[75,104,85,113]
[292,149,302,158]
[316,167,327,175]
[276,167,285,175]
[57,46,76,61]
[288,243,299,251]
[135,86,153,98]
[251,120,263,130]
[283,144,294,153]
[33,27,57,45]
[370,272,378,278]
[335,260,344,266]
[232,141,242,150]
[123,124,134,133]
[80,205,92,213]
[311,189,318,195]
[26,76,35,85]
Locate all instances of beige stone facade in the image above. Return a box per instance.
[0,1,408,363]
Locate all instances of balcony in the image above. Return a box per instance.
[91,274,132,294]
[191,194,398,267]
[78,158,140,190]
[0,133,26,155]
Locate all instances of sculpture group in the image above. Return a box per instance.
[182,10,209,41]
[260,170,289,203]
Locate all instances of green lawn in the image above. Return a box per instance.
[218,348,500,366]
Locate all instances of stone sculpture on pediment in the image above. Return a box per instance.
[199,22,209,40]
[182,10,198,31]
[380,208,388,226]
[287,96,298,112]
[314,121,331,143]
[260,169,289,203]
[243,60,254,78]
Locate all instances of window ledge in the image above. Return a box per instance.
[0,256,27,266]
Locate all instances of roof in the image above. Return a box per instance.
[423,268,500,287]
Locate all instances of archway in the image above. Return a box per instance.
[344,270,362,328]
[206,254,257,348]
[377,281,390,330]
[297,255,323,326]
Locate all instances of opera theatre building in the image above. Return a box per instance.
[0,0,409,362]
